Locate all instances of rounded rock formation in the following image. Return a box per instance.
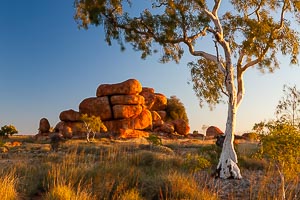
[38,118,50,134]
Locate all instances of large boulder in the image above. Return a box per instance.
[96,79,142,97]
[172,119,190,136]
[151,111,163,128]
[140,90,155,109]
[151,93,167,111]
[140,90,167,111]
[59,121,86,139]
[206,126,224,137]
[151,111,161,121]
[142,87,155,93]
[39,118,50,134]
[112,105,143,119]
[157,110,167,121]
[110,95,145,105]
[79,97,112,120]
[104,109,152,133]
[154,122,175,134]
[59,109,81,122]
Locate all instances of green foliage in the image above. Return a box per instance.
[244,132,260,141]
[80,114,107,133]
[80,114,107,142]
[165,95,189,123]
[183,154,211,172]
[0,125,18,137]
[258,122,300,180]
[189,59,225,109]
[276,84,300,127]
[146,134,162,146]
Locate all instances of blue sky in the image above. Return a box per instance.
[1,0,300,134]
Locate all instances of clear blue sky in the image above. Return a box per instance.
[1,0,300,134]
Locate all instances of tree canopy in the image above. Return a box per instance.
[75,0,300,108]
[0,125,18,137]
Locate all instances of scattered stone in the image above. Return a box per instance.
[38,118,50,134]
[206,126,224,137]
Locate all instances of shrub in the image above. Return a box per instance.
[0,125,18,137]
[146,134,162,146]
[165,96,189,123]
[258,122,300,199]
[183,154,211,172]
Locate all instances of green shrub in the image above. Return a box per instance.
[0,125,18,137]
[146,134,162,146]
[165,96,189,123]
[183,154,211,172]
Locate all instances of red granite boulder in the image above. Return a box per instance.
[206,126,224,137]
[110,94,145,105]
[59,109,81,122]
[112,105,143,119]
[172,119,190,136]
[79,97,112,120]
[96,79,142,97]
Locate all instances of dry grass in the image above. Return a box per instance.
[0,136,299,199]
[0,170,18,200]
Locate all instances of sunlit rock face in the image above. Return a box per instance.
[96,79,142,97]
[206,126,224,138]
[49,78,190,139]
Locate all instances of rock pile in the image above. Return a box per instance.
[55,79,190,138]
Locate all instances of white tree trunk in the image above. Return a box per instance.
[216,89,242,179]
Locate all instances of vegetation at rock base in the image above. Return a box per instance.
[165,95,189,123]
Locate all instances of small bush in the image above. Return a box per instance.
[183,154,211,172]
[146,134,162,146]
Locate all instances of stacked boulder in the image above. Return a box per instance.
[55,79,190,138]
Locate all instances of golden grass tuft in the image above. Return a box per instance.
[45,183,95,200]
[0,171,18,200]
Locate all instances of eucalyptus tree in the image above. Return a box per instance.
[276,84,300,127]
[74,0,300,179]
[80,114,107,142]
